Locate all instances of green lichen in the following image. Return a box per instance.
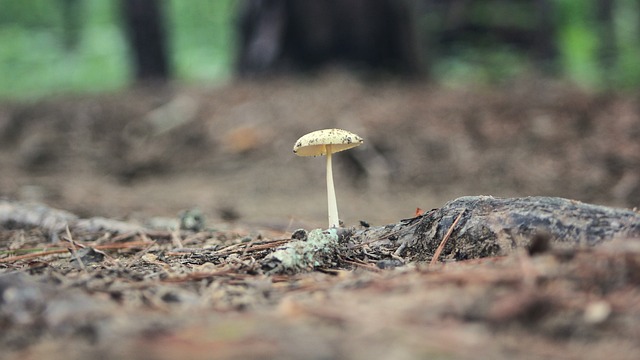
[265,228,339,273]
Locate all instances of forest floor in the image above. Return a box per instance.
[1,72,640,359]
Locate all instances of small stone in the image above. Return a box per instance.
[142,253,158,263]
[583,301,611,324]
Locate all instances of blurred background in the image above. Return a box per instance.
[0,0,638,229]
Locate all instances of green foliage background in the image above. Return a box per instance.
[0,0,235,99]
[0,0,638,99]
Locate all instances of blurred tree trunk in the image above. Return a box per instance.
[121,0,170,82]
[425,0,558,74]
[237,0,423,77]
[60,0,81,51]
[533,0,559,73]
[596,0,616,83]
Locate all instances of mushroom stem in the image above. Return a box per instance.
[325,145,339,228]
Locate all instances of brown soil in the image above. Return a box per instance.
[1,72,640,359]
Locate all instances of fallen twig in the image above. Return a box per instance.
[341,258,382,272]
[65,226,87,272]
[430,210,465,265]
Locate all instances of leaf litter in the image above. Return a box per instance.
[1,198,640,359]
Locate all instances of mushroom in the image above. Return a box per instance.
[293,128,364,228]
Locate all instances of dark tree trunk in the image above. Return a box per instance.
[121,0,170,82]
[596,0,616,82]
[237,0,423,77]
[59,0,81,51]
[533,0,559,73]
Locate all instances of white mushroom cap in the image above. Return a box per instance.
[293,128,364,156]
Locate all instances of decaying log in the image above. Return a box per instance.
[0,200,144,241]
[353,196,640,264]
